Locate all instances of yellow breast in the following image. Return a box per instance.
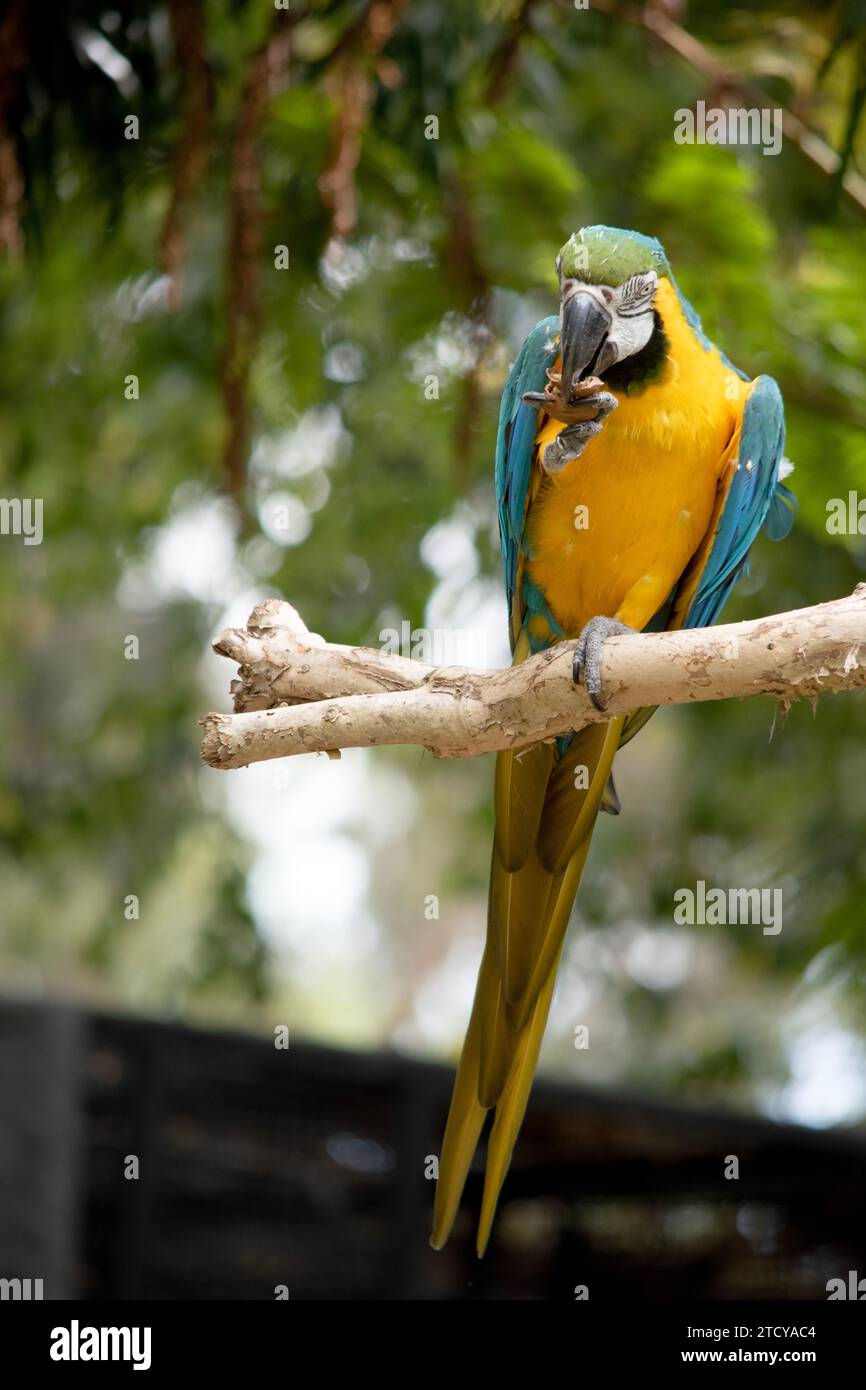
[525,279,750,637]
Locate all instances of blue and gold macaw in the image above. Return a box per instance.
[431,225,795,1255]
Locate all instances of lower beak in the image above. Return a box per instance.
[560,292,611,400]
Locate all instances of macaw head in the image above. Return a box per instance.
[556,225,670,401]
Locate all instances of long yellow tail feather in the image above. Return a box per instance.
[476,944,564,1258]
[431,709,625,1253]
[429,951,492,1250]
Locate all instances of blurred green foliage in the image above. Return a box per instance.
[1,0,866,1116]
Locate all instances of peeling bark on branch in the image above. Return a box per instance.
[200,587,866,770]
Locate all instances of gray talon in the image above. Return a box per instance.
[539,395,619,473]
[574,390,618,420]
[572,615,636,711]
[542,420,603,473]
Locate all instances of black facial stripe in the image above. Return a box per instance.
[602,310,669,392]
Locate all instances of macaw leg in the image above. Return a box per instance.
[533,392,619,474]
[572,616,637,710]
[541,422,602,473]
[573,570,677,710]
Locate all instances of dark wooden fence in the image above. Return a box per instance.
[1,1000,865,1300]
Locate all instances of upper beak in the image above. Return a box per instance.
[560,291,611,400]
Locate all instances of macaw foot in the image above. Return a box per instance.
[572,615,636,712]
[521,389,618,475]
[540,420,602,473]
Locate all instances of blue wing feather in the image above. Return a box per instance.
[494,316,559,645]
[681,374,794,631]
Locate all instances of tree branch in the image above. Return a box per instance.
[200,588,866,770]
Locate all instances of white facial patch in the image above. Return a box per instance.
[605,270,658,366]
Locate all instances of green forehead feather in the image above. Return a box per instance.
[558,225,670,286]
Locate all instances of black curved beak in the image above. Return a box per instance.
[560,292,611,400]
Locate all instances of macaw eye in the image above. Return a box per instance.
[617,271,658,316]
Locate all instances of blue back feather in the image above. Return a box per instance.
[680,375,794,630]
